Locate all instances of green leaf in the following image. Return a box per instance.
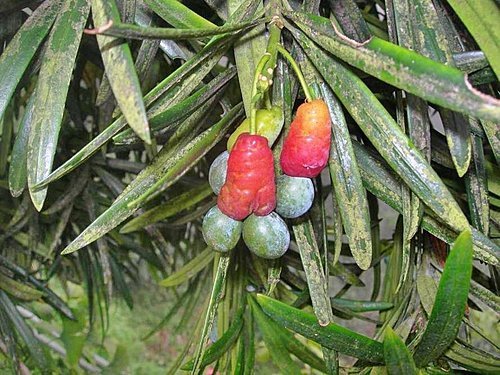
[0,105,13,176]
[181,308,244,370]
[0,255,74,320]
[0,291,49,370]
[445,339,500,373]
[321,83,372,270]
[60,306,86,368]
[229,0,266,116]
[291,27,471,235]
[249,296,303,374]
[61,103,242,254]
[331,298,393,313]
[292,219,334,327]
[383,326,418,375]
[33,0,259,189]
[91,0,150,143]
[447,0,500,80]
[352,140,499,265]
[286,11,500,123]
[145,0,217,29]
[26,0,90,210]
[413,230,473,367]
[33,37,231,189]
[121,183,212,233]
[96,18,266,40]
[160,247,215,287]
[481,120,500,164]
[0,273,44,301]
[8,93,35,197]
[191,254,231,374]
[256,294,384,363]
[0,0,59,121]
[113,66,236,145]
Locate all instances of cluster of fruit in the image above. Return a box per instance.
[203,100,331,259]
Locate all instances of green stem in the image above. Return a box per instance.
[276,44,313,101]
[250,53,271,134]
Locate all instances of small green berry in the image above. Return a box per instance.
[208,151,228,195]
[242,213,290,259]
[202,205,241,252]
[276,175,314,218]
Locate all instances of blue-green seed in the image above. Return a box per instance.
[202,205,241,252]
[242,213,290,259]
[276,175,314,218]
[208,151,228,195]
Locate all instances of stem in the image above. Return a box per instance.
[250,53,271,134]
[276,44,313,101]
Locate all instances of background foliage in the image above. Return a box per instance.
[0,0,499,373]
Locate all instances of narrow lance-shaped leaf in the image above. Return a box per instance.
[447,0,500,80]
[160,247,215,287]
[256,294,384,363]
[91,0,150,143]
[286,11,500,123]
[383,326,418,375]
[33,0,259,188]
[321,83,372,270]
[61,103,243,254]
[413,230,473,367]
[249,295,328,373]
[191,254,231,374]
[0,273,44,301]
[229,0,267,116]
[291,26,471,234]
[292,219,333,326]
[0,0,59,121]
[95,18,266,40]
[27,0,90,211]
[352,140,498,265]
[0,291,49,370]
[9,93,35,197]
[249,296,303,375]
[113,66,236,145]
[145,0,217,29]
[181,308,244,370]
[121,183,212,233]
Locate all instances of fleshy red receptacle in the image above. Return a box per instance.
[217,133,276,220]
[280,99,331,178]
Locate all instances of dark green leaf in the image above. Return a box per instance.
[294,28,471,235]
[91,0,150,143]
[61,103,242,254]
[27,0,90,210]
[447,0,500,79]
[0,0,59,121]
[8,93,35,197]
[286,11,500,122]
[322,83,372,270]
[97,18,266,40]
[191,254,231,374]
[256,294,384,363]
[249,295,303,374]
[413,230,473,367]
[160,247,215,287]
[181,308,244,370]
[383,326,417,375]
[0,291,49,370]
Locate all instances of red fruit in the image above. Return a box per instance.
[280,99,331,178]
[217,133,276,220]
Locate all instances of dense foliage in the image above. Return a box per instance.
[0,0,499,373]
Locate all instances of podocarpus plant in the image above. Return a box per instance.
[0,0,499,373]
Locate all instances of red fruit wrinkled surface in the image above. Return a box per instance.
[280,99,331,178]
[217,133,276,220]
